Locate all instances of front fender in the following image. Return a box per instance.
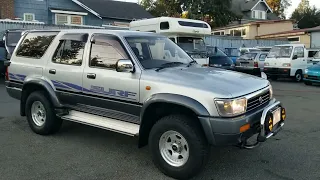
[138,93,215,147]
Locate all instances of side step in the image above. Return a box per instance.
[61,111,140,136]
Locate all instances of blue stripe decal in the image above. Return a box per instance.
[9,73,137,100]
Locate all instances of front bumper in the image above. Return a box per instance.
[263,67,291,77]
[304,74,320,83]
[199,99,286,146]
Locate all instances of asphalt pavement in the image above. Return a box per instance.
[0,78,320,180]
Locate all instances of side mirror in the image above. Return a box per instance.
[116,59,134,73]
[292,55,298,60]
[0,40,5,48]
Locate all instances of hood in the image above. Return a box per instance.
[308,63,320,71]
[142,66,269,98]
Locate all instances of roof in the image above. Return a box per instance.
[74,0,153,21]
[213,19,293,31]
[26,29,165,37]
[256,26,320,38]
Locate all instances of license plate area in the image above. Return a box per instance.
[272,107,281,126]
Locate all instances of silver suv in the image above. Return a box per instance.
[5,29,286,179]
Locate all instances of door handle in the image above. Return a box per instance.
[49,69,56,74]
[87,73,96,79]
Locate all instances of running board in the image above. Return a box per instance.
[61,111,140,136]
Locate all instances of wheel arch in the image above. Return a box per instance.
[138,93,212,148]
[21,78,62,116]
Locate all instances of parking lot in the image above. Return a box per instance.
[1,78,320,180]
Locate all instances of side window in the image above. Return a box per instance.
[16,32,58,58]
[90,35,129,69]
[259,54,267,61]
[52,40,85,66]
[293,47,304,58]
[169,38,176,43]
[160,22,169,30]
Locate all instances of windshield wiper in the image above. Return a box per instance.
[155,62,185,72]
[186,60,197,67]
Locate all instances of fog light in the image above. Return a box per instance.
[268,117,273,131]
[281,108,286,120]
[240,124,250,133]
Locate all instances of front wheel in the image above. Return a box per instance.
[149,115,209,179]
[294,71,303,82]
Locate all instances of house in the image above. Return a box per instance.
[212,0,294,39]
[256,26,320,48]
[0,0,153,27]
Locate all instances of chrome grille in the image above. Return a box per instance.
[247,90,270,112]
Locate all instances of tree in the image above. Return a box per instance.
[291,6,320,29]
[296,0,310,13]
[266,0,291,19]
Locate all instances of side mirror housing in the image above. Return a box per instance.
[292,55,298,60]
[116,59,134,73]
[0,40,5,48]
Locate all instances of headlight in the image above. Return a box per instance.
[215,98,247,117]
[282,63,291,67]
[305,69,309,74]
[269,84,273,99]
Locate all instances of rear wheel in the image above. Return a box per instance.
[149,115,209,179]
[25,91,62,135]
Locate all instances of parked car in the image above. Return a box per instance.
[256,46,272,52]
[239,47,261,56]
[235,52,268,76]
[264,44,312,82]
[5,29,286,180]
[207,46,235,70]
[0,29,26,75]
[303,51,320,85]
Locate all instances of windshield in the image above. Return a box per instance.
[267,46,293,58]
[126,36,193,69]
[239,53,257,60]
[207,47,233,65]
[313,51,320,59]
[177,37,206,53]
[6,32,22,46]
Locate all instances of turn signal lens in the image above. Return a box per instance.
[240,124,250,133]
[281,108,286,120]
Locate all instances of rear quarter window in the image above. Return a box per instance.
[16,32,58,59]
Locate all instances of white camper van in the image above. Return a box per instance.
[129,17,211,65]
[264,44,312,82]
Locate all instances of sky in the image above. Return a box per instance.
[117,0,320,18]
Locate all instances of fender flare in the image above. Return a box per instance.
[21,78,63,115]
[138,93,214,147]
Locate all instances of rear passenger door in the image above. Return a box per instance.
[81,33,141,124]
[44,33,88,105]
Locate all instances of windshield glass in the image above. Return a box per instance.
[6,32,22,46]
[207,47,233,65]
[126,36,193,69]
[177,37,206,53]
[313,51,320,59]
[239,53,257,60]
[268,46,293,58]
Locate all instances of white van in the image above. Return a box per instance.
[263,44,312,82]
[129,17,211,65]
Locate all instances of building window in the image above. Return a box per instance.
[288,37,300,43]
[55,14,83,25]
[252,10,266,19]
[213,31,225,36]
[24,13,35,21]
[227,28,247,37]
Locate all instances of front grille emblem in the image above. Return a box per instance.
[259,97,263,104]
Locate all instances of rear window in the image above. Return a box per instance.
[178,21,209,28]
[240,53,257,60]
[16,32,58,59]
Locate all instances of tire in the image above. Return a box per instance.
[304,81,312,86]
[149,114,209,180]
[294,70,303,82]
[25,91,62,135]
